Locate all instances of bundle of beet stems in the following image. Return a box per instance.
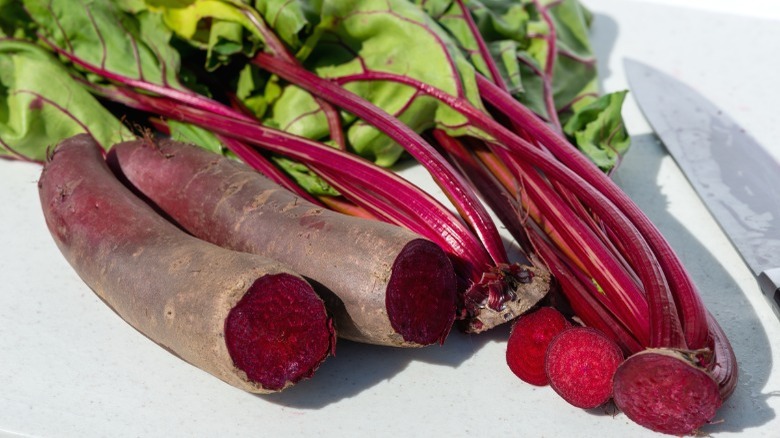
[7,0,737,435]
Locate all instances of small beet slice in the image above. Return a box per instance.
[505,306,568,386]
[612,349,722,435]
[545,327,624,408]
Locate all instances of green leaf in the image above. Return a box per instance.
[416,0,529,94]
[0,0,35,38]
[269,85,330,140]
[420,0,631,169]
[150,0,489,166]
[253,0,323,51]
[0,40,132,160]
[24,0,183,90]
[271,156,339,196]
[235,63,279,119]
[154,0,261,69]
[563,90,630,171]
[167,119,226,154]
[286,0,487,166]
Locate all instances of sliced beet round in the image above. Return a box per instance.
[612,349,722,435]
[386,239,457,345]
[505,306,569,386]
[225,273,335,391]
[545,326,624,408]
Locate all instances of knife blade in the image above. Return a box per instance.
[625,59,780,319]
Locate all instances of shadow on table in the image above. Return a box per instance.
[590,10,777,431]
[612,133,777,433]
[261,324,510,409]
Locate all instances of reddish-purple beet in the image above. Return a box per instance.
[545,327,624,408]
[39,134,335,393]
[612,350,722,435]
[225,274,335,391]
[108,138,457,347]
[385,239,458,343]
[506,306,569,386]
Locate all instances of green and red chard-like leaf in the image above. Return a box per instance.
[563,90,630,173]
[25,0,182,90]
[419,0,629,171]
[153,0,346,155]
[0,40,131,161]
[153,0,261,70]
[23,0,249,122]
[299,0,489,167]
[414,0,529,98]
[158,0,489,166]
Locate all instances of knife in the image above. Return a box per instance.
[624,59,780,319]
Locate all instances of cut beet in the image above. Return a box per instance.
[505,306,569,386]
[225,273,335,391]
[109,139,458,347]
[612,349,722,435]
[385,239,457,345]
[545,327,624,408]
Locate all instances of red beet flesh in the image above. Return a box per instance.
[386,239,457,345]
[545,327,624,408]
[225,273,335,391]
[612,350,722,435]
[505,306,569,386]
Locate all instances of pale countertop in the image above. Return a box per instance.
[2,1,780,436]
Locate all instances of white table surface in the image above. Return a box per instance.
[2,0,780,436]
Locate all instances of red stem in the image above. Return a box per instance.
[531,0,563,133]
[498,147,651,343]
[91,83,492,281]
[330,69,684,348]
[529,230,643,353]
[453,0,507,91]
[253,52,510,267]
[431,130,531,256]
[239,6,347,150]
[476,75,708,349]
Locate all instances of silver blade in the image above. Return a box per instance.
[625,59,780,314]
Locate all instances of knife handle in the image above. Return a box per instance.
[758,268,780,319]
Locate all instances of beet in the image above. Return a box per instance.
[612,350,722,435]
[545,327,624,408]
[505,306,569,386]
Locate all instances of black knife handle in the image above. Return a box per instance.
[758,268,780,319]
